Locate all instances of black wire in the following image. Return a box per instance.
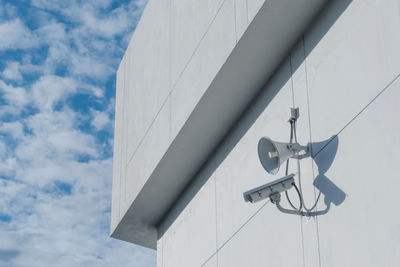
[280,114,323,214]
[292,182,303,210]
[292,118,321,212]
[285,167,301,210]
[303,190,321,212]
[284,120,302,210]
[284,160,295,209]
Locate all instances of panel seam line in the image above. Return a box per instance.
[126,0,230,166]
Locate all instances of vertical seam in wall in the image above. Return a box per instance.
[169,0,172,91]
[300,218,306,267]
[170,0,229,90]
[123,57,130,203]
[289,54,295,108]
[302,35,322,267]
[290,50,306,267]
[169,0,172,143]
[167,0,172,257]
[118,57,126,220]
[126,0,229,167]
[245,0,248,23]
[233,0,238,43]
[297,158,306,267]
[214,154,219,267]
[161,236,164,267]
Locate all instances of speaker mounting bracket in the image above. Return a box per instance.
[287,143,310,159]
[288,107,300,122]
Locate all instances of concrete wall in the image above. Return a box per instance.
[157,1,400,266]
[112,0,329,248]
[111,0,256,234]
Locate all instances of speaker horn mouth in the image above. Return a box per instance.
[258,137,280,175]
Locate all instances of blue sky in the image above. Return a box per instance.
[0,0,156,266]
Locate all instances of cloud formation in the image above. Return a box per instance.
[0,18,38,50]
[0,0,154,266]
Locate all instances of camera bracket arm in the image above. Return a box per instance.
[270,192,328,217]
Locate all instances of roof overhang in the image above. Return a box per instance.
[111,0,328,249]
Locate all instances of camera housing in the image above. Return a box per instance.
[243,174,295,203]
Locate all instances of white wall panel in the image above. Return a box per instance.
[305,0,400,143]
[291,41,321,267]
[126,0,171,162]
[217,203,303,267]
[170,0,237,138]
[126,100,171,205]
[247,0,266,24]
[234,0,248,42]
[202,255,217,267]
[112,0,290,247]
[315,78,400,266]
[215,58,296,248]
[161,162,217,267]
[156,1,400,266]
[119,53,129,220]
[110,59,125,233]
[170,0,225,86]
[157,239,163,267]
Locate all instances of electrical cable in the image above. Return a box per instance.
[284,120,302,210]
[303,189,322,212]
[285,161,301,210]
[292,182,303,206]
[292,119,322,212]
[278,116,323,215]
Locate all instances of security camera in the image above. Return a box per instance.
[243,174,295,203]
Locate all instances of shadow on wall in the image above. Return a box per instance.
[305,136,346,215]
[158,0,352,236]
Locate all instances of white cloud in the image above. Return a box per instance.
[0,157,17,177]
[70,54,113,81]
[0,19,38,50]
[0,0,156,266]
[23,109,97,154]
[9,56,43,76]
[31,75,77,111]
[31,0,147,39]
[0,139,7,157]
[85,84,104,98]
[1,2,18,18]
[36,21,67,43]
[0,139,156,265]
[2,61,23,81]
[0,168,155,265]
[0,121,25,140]
[77,6,135,38]
[91,110,110,131]
[0,80,29,116]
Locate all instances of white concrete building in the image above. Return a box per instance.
[110,0,400,266]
